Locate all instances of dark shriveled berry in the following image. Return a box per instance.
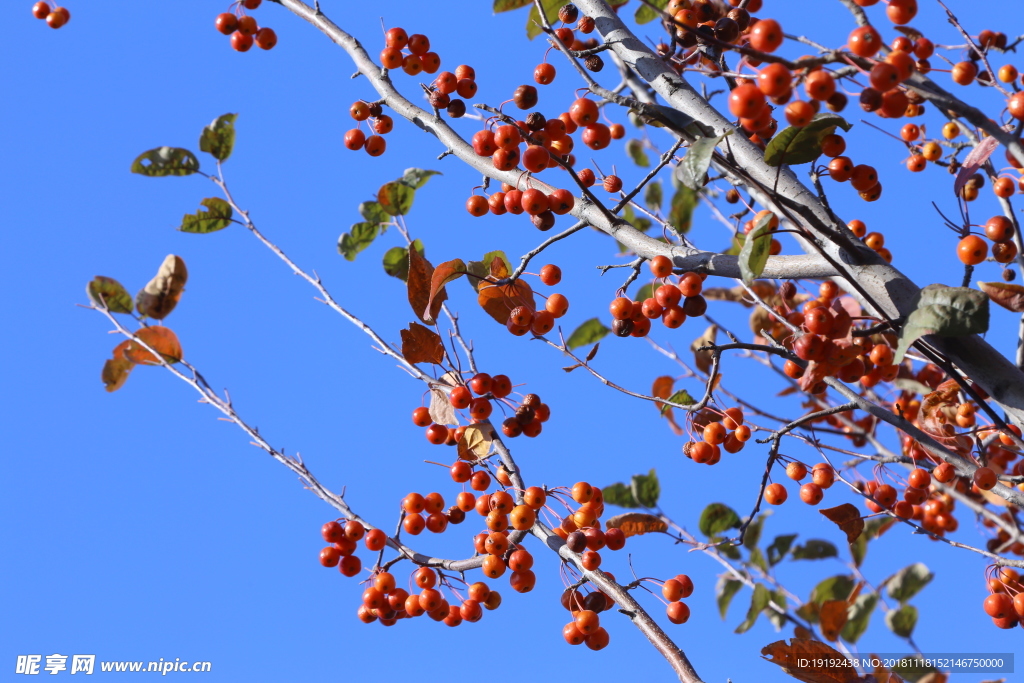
[513,85,539,110]
[612,319,634,337]
[447,99,466,118]
[584,55,604,72]
[559,3,579,24]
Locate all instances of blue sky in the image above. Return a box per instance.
[3,0,1023,680]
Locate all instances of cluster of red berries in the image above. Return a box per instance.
[982,567,1024,630]
[659,573,695,624]
[412,373,552,442]
[345,100,391,157]
[214,0,277,52]
[767,461,836,506]
[318,518,381,578]
[31,2,69,28]
[608,257,710,339]
[846,219,892,264]
[379,27,441,78]
[683,407,754,465]
[956,215,1018,267]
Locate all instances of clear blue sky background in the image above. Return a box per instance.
[3,0,1023,680]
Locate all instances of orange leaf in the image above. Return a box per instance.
[978,281,1024,312]
[489,255,510,279]
[424,259,466,323]
[400,322,445,365]
[135,254,188,320]
[125,327,183,365]
[652,375,674,402]
[407,248,442,325]
[761,639,860,683]
[102,340,136,392]
[819,503,865,543]
[477,280,536,324]
[605,513,667,538]
[818,600,849,642]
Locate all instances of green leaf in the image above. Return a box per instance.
[603,482,641,508]
[337,222,379,261]
[840,593,877,644]
[885,604,918,638]
[635,0,668,23]
[890,656,939,682]
[668,186,697,235]
[716,577,742,619]
[525,0,562,39]
[401,168,441,189]
[884,563,933,604]
[767,533,797,566]
[180,197,232,234]
[738,212,775,285]
[735,584,770,633]
[493,0,531,11]
[627,139,650,167]
[377,181,416,216]
[659,388,695,415]
[766,590,787,630]
[791,539,838,560]
[630,469,660,508]
[749,546,768,573]
[359,201,390,224]
[894,285,989,363]
[566,318,609,349]
[743,511,770,550]
[810,575,855,605]
[644,181,663,213]
[634,283,654,302]
[382,240,424,281]
[724,233,745,256]
[86,276,133,314]
[850,534,867,568]
[131,147,200,177]
[675,132,730,190]
[764,113,853,166]
[699,503,741,537]
[199,113,237,162]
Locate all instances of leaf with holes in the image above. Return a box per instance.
[131,147,200,177]
[382,240,425,281]
[377,180,415,216]
[791,539,838,560]
[699,503,740,536]
[630,469,660,508]
[605,512,667,537]
[478,280,535,324]
[424,259,466,322]
[668,185,697,234]
[199,113,237,162]
[978,281,1024,313]
[180,197,233,234]
[566,318,608,349]
[764,114,853,166]
[87,276,133,314]
[739,212,775,285]
[338,222,379,261]
[135,254,188,320]
[125,327,183,364]
[894,285,989,363]
[401,322,445,365]
[675,132,729,190]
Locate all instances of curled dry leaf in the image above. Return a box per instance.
[488,255,509,279]
[457,423,492,461]
[954,136,998,197]
[400,322,445,365]
[124,326,183,365]
[651,375,683,435]
[818,503,865,544]
[101,340,134,392]
[604,512,667,538]
[477,280,536,324]
[428,370,460,426]
[424,259,467,323]
[408,248,443,325]
[761,638,859,683]
[978,281,1024,313]
[691,324,718,375]
[135,254,188,320]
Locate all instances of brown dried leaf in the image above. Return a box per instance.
[457,423,492,461]
[819,503,865,544]
[920,379,960,436]
[477,280,536,324]
[819,600,849,642]
[798,360,836,393]
[489,256,509,279]
[955,136,998,197]
[136,254,188,320]
[400,322,445,365]
[585,343,600,362]
[101,341,135,392]
[424,259,466,323]
[978,281,1024,313]
[793,625,814,640]
[691,324,717,374]
[428,371,460,426]
[124,327,183,365]
[761,639,859,683]
[407,248,440,325]
[605,512,667,538]
[702,286,748,304]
